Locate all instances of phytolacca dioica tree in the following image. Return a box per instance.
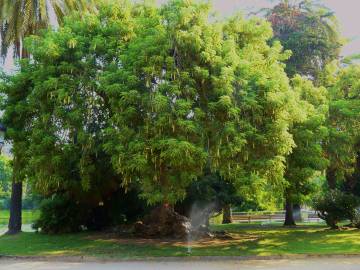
[104,0,297,210]
[283,76,329,226]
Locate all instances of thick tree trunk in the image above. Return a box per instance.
[7,181,22,234]
[326,168,337,190]
[134,204,191,239]
[284,197,296,226]
[222,204,232,224]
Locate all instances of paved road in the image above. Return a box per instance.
[1,258,360,270]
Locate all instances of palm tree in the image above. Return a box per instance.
[0,0,93,58]
[0,0,94,234]
[262,0,342,82]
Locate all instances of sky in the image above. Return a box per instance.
[157,0,360,57]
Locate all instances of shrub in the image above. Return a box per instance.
[313,190,359,229]
[33,195,87,234]
[33,188,149,233]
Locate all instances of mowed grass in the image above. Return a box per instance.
[2,223,360,259]
[0,210,39,225]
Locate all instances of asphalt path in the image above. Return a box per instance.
[1,257,360,270]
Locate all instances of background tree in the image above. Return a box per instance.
[0,67,34,234]
[264,0,342,83]
[326,64,360,190]
[0,1,141,233]
[0,0,94,234]
[283,76,328,226]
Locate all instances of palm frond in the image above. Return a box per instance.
[0,0,95,61]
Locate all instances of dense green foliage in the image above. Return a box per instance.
[102,1,297,205]
[0,156,12,208]
[313,190,358,229]
[264,0,350,226]
[0,0,94,58]
[0,0,96,235]
[326,65,360,189]
[0,0,359,233]
[33,188,149,233]
[283,76,328,221]
[1,0,299,207]
[1,2,135,203]
[33,195,87,234]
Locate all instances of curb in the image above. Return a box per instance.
[2,253,360,263]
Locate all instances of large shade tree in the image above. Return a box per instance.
[0,0,93,234]
[104,0,297,208]
[23,1,134,200]
[1,1,154,233]
[2,0,302,236]
[283,76,328,226]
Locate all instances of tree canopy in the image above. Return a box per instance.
[265,0,342,82]
[326,64,360,189]
[103,0,299,205]
[0,0,300,207]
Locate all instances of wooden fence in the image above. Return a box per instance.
[231,210,321,223]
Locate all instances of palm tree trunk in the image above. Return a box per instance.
[7,157,22,234]
[222,204,232,224]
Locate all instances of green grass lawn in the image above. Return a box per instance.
[1,223,360,259]
[0,210,39,225]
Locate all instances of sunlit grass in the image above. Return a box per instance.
[1,223,360,258]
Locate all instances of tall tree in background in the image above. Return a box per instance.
[0,0,93,234]
[283,76,328,226]
[325,65,360,190]
[265,0,342,83]
[263,0,342,225]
